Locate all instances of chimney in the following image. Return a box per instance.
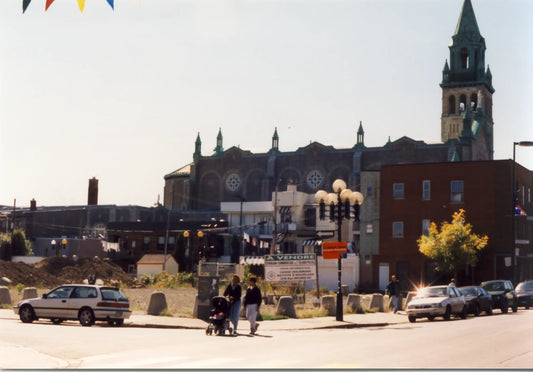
[88,177,98,205]
[30,199,37,211]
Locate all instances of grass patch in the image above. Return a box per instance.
[261,313,289,321]
[1,303,12,309]
[159,308,174,317]
[297,308,329,318]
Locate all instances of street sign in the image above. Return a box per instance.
[264,254,317,282]
[322,241,347,259]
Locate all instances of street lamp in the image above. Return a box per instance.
[51,239,57,256]
[511,141,533,283]
[315,179,364,321]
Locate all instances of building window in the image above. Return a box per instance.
[393,183,404,199]
[127,264,136,274]
[422,219,430,236]
[450,180,464,203]
[422,180,431,200]
[393,221,404,237]
[366,186,373,197]
[304,208,316,227]
[306,170,324,190]
[168,236,175,245]
[225,173,241,192]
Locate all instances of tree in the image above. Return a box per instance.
[417,209,488,280]
[0,233,12,261]
[11,229,33,256]
[173,234,186,271]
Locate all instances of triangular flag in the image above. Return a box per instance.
[77,0,85,13]
[106,0,114,10]
[22,0,32,13]
[45,0,55,11]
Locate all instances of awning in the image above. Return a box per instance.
[279,206,291,214]
[302,239,322,246]
[239,256,265,265]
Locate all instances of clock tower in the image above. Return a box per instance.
[440,0,494,160]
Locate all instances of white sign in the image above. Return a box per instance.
[264,254,317,282]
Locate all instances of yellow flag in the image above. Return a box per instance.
[77,0,85,12]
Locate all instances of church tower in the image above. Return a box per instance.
[440,0,494,158]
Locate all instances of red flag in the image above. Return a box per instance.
[45,0,55,11]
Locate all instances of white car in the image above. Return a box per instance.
[14,284,131,326]
[406,285,467,322]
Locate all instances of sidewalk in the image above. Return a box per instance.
[1,308,408,331]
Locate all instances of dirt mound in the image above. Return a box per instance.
[1,257,135,288]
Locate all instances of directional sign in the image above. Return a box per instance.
[264,254,317,282]
[322,241,347,259]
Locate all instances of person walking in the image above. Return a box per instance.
[223,274,242,335]
[243,276,262,335]
[386,274,401,313]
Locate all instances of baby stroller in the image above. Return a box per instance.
[205,296,232,336]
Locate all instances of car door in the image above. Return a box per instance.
[35,286,75,319]
[449,287,462,312]
[67,286,97,319]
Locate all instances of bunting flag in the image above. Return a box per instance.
[515,205,527,216]
[22,0,116,13]
[22,0,31,13]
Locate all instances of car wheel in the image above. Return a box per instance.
[474,304,480,317]
[427,315,435,321]
[460,306,468,319]
[408,315,416,323]
[19,305,35,323]
[443,306,451,320]
[78,308,95,327]
[51,318,63,325]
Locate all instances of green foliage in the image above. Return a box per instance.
[11,229,33,256]
[15,283,25,293]
[0,233,13,260]
[138,271,197,288]
[417,209,488,278]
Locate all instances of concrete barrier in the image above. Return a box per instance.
[346,293,362,312]
[276,296,296,318]
[341,285,349,296]
[22,287,38,300]
[369,293,384,312]
[321,295,336,316]
[147,292,168,315]
[0,286,12,306]
[0,277,12,286]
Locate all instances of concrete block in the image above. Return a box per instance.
[341,285,349,296]
[0,277,12,286]
[321,295,336,316]
[22,287,38,300]
[276,296,296,318]
[147,291,168,315]
[0,286,12,305]
[346,293,362,312]
[369,293,384,312]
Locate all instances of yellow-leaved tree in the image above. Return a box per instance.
[417,209,488,280]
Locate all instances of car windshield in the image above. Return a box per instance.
[516,282,533,291]
[101,288,128,302]
[418,287,447,297]
[482,282,504,291]
[459,287,476,296]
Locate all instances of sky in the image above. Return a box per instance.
[1,0,532,209]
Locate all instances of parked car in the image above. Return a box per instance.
[406,285,467,323]
[13,284,131,326]
[458,286,492,316]
[480,280,518,313]
[515,280,533,309]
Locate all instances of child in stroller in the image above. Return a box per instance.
[206,296,233,335]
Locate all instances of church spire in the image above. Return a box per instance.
[193,132,202,161]
[272,127,279,151]
[357,121,365,147]
[214,127,223,155]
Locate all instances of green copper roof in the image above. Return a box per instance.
[454,0,481,41]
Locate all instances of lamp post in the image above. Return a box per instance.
[51,239,57,256]
[315,179,364,321]
[511,141,533,283]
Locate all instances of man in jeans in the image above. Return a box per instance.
[386,274,401,313]
[243,276,262,334]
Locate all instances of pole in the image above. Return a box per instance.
[511,143,517,284]
[271,183,278,255]
[163,200,172,271]
[336,194,343,321]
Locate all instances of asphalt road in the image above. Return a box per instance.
[1,309,532,369]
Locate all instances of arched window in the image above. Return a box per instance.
[460,48,469,69]
[459,94,467,112]
[470,93,477,110]
[448,95,456,114]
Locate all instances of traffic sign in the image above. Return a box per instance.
[322,241,347,259]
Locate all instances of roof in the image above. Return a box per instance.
[454,0,481,41]
[164,163,192,180]
[137,254,177,265]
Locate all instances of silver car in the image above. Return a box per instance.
[406,285,467,322]
[13,284,131,326]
